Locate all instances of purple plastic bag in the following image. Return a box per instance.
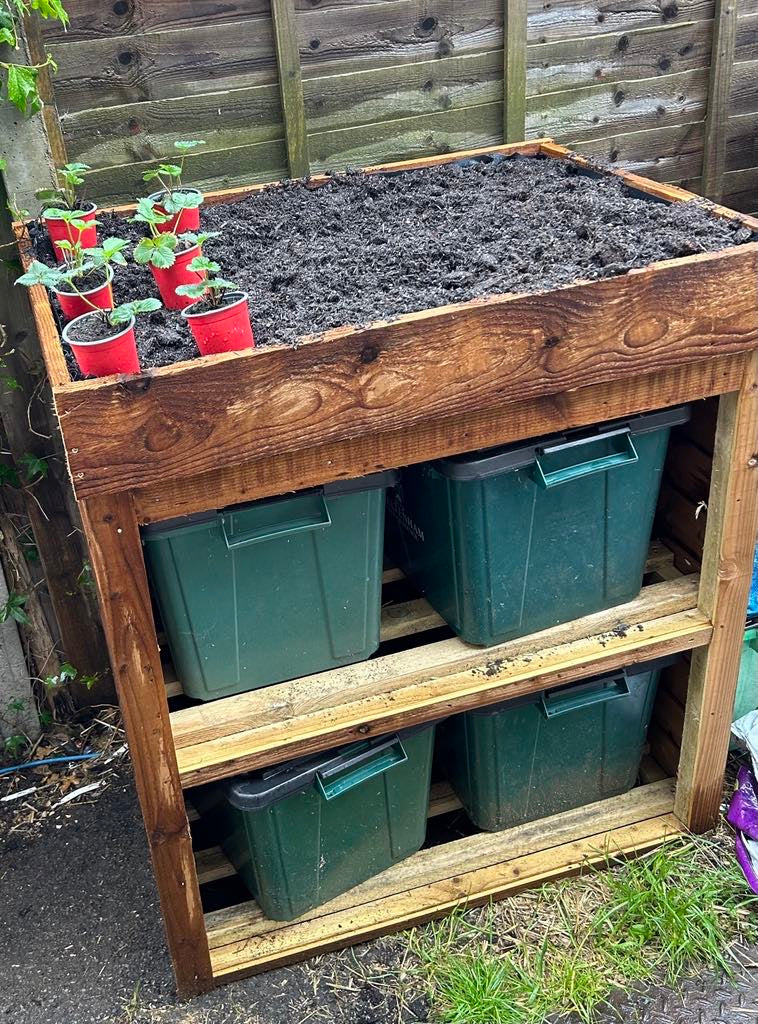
[728,766,758,894]
[727,765,758,839]
[735,832,758,895]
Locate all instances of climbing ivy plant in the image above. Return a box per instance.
[0,0,68,115]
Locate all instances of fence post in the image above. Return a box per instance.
[701,0,737,201]
[504,0,528,142]
[271,0,310,178]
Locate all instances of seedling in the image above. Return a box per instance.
[142,140,206,213]
[100,298,163,329]
[130,195,219,269]
[16,235,128,310]
[35,162,91,213]
[176,257,236,308]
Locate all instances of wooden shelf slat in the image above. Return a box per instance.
[171,577,710,788]
[194,782,463,887]
[163,543,681,701]
[163,593,443,699]
[204,780,681,983]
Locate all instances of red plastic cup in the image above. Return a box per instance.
[63,312,141,377]
[52,267,113,322]
[182,292,255,356]
[45,202,98,262]
[150,245,205,310]
[148,189,202,234]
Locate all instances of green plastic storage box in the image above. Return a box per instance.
[387,406,689,646]
[143,471,397,701]
[198,723,437,920]
[441,657,671,831]
[733,624,758,723]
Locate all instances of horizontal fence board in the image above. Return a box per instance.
[527,67,709,142]
[527,21,713,96]
[726,111,758,171]
[84,139,289,207]
[568,119,705,181]
[62,51,503,168]
[48,17,278,112]
[307,102,504,170]
[42,0,272,42]
[526,0,714,43]
[722,166,758,213]
[296,1,502,77]
[731,58,758,116]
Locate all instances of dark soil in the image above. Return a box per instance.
[184,290,244,316]
[65,311,125,344]
[56,268,109,294]
[34,154,754,373]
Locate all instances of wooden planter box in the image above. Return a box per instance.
[17,140,758,997]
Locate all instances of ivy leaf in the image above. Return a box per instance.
[0,463,20,487]
[5,63,42,116]
[20,452,48,481]
[0,592,29,625]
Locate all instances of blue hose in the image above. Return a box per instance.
[0,751,99,778]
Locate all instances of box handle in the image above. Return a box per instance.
[540,671,630,718]
[219,493,331,549]
[533,427,639,488]
[315,735,408,801]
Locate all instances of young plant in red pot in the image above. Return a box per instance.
[36,163,98,261]
[142,140,206,234]
[16,236,129,322]
[178,260,255,356]
[130,198,218,309]
[61,298,162,377]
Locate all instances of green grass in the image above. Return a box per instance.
[592,841,757,986]
[406,835,758,1024]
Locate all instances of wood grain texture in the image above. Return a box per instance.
[528,21,714,96]
[272,0,310,177]
[205,783,681,981]
[133,354,747,523]
[526,0,714,43]
[79,492,212,997]
[569,121,706,183]
[701,0,738,199]
[172,578,710,787]
[505,0,527,140]
[675,351,758,832]
[51,243,758,500]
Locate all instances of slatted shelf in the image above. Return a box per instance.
[171,575,709,789]
[203,780,681,983]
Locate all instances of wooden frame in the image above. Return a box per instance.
[18,141,758,997]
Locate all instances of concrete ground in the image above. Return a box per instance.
[1,765,757,1024]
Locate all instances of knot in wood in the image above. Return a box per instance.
[360,343,380,364]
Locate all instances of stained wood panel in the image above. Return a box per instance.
[569,120,705,181]
[526,0,714,43]
[49,239,758,500]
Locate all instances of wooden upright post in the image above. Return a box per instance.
[80,492,213,998]
[271,0,310,178]
[503,0,527,142]
[675,351,758,832]
[701,0,738,201]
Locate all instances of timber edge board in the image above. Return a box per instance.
[15,138,758,506]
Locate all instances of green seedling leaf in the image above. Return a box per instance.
[4,734,28,757]
[109,297,162,326]
[129,197,170,226]
[186,255,219,274]
[38,710,53,728]
[174,140,205,152]
[85,236,130,268]
[15,259,62,289]
[133,233,177,269]
[179,230,220,248]
[174,281,209,300]
[163,189,203,214]
[157,163,182,177]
